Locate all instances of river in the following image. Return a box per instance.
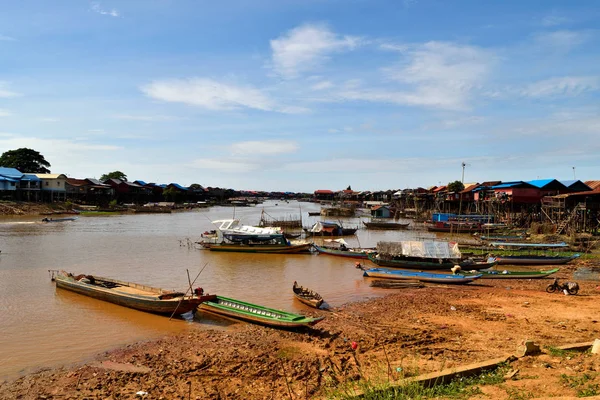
[0,200,433,379]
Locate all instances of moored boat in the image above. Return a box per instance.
[293,281,324,309]
[494,254,580,266]
[368,253,457,270]
[202,242,312,254]
[368,240,463,270]
[198,296,325,328]
[362,268,481,284]
[363,221,409,230]
[462,268,560,279]
[50,270,215,315]
[304,221,358,237]
[313,244,371,259]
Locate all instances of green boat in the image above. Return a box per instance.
[367,253,457,270]
[198,296,325,328]
[202,242,312,253]
[462,268,560,279]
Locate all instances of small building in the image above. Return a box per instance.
[489,181,540,204]
[35,173,68,202]
[0,167,23,193]
[527,179,568,196]
[371,205,392,218]
[314,189,334,201]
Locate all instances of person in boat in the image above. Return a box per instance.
[194,287,205,296]
[339,243,348,251]
[42,218,49,222]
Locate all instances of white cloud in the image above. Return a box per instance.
[540,13,570,27]
[270,23,361,79]
[0,109,11,117]
[310,81,334,91]
[91,2,120,17]
[0,82,19,98]
[114,114,177,121]
[534,30,589,50]
[336,41,493,110]
[0,34,16,41]
[141,78,304,114]
[190,158,259,173]
[520,76,600,98]
[229,140,299,155]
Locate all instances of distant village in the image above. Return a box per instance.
[1,166,599,234]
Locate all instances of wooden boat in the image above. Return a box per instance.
[426,222,483,233]
[293,281,324,309]
[458,257,498,269]
[494,254,580,266]
[304,221,358,237]
[462,268,560,279]
[307,211,321,216]
[367,253,457,270]
[202,242,312,254]
[41,217,78,223]
[362,268,481,284]
[363,221,409,230]
[50,270,215,315]
[198,296,325,328]
[313,244,371,259]
[369,280,425,289]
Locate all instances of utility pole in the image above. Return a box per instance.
[461,162,466,183]
[572,166,576,180]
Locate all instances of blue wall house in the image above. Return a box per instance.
[0,167,22,195]
[371,205,392,218]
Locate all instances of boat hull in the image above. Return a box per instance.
[54,274,213,315]
[293,283,324,309]
[363,222,409,230]
[495,254,580,265]
[363,268,480,284]
[206,243,312,253]
[367,254,457,270]
[198,296,324,328]
[313,245,369,259]
[463,268,560,279]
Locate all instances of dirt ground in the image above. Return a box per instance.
[2,262,600,399]
[0,201,66,216]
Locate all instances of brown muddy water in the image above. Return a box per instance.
[0,200,433,379]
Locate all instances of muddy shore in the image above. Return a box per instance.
[2,261,600,399]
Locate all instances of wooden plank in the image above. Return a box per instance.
[555,341,595,352]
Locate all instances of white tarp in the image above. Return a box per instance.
[376,240,461,259]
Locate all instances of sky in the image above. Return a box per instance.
[0,0,599,192]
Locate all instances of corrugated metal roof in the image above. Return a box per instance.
[135,180,147,185]
[169,183,188,190]
[0,167,24,178]
[314,189,334,194]
[35,174,66,179]
[432,185,447,192]
[66,178,88,186]
[527,179,567,189]
[460,183,479,193]
[22,174,41,181]
[585,180,600,190]
[490,181,529,189]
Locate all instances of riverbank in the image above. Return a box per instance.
[2,261,600,399]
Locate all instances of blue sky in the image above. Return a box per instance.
[0,0,599,191]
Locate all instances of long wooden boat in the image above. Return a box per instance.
[367,253,457,270]
[363,268,481,284]
[50,270,215,315]
[293,281,324,309]
[426,222,483,233]
[198,296,325,328]
[202,242,312,254]
[313,244,370,259]
[462,268,560,279]
[363,221,409,230]
[495,254,580,266]
[458,258,498,269]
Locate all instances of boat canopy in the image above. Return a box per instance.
[489,242,568,248]
[211,219,282,234]
[377,240,462,259]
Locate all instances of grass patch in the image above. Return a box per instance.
[329,363,510,399]
[505,386,534,400]
[560,373,600,397]
[276,346,301,360]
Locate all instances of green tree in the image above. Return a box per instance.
[447,180,465,193]
[0,148,51,173]
[188,183,203,191]
[100,171,128,181]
